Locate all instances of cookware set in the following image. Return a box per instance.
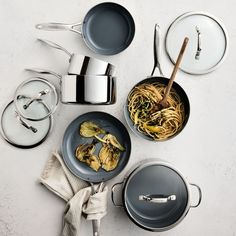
[0,2,229,233]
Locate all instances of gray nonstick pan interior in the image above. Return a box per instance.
[61,111,131,183]
[82,2,135,55]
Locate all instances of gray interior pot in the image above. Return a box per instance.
[111,160,202,232]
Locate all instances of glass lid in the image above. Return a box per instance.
[124,162,188,230]
[14,77,58,121]
[165,11,228,75]
[0,100,52,148]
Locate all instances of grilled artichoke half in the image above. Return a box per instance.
[80,121,105,138]
[102,134,125,151]
[99,145,120,171]
[75,143,101,171]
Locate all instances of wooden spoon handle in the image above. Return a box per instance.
[163,37,189,102]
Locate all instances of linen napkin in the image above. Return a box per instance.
[40,151,108,236]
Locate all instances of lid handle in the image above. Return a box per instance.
[22,89,50,110]
[15,112,37,133]
[195,26,202,60]
[139,194,176,204]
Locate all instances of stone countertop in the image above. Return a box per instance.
[0,0,236,235]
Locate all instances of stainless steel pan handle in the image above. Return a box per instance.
[189,183,202,208]
[151,24,164,76]
[111,182,124,207]
[37,38,72,57]
[36,22,82,35]
[25,68,62,81]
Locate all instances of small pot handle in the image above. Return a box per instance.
[189,183,202,208]
[25,68,62,81]
[36,22,82,35]
[111,182,124,208]
[37,38,72,57]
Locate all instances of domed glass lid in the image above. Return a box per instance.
[14,77,58,121]
[165,12,228,75]
[0,100,52,148]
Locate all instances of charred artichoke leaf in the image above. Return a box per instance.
[102,148,120,172]
[102,134,125,151]
[88,155,101,172]
[80,121,105,137]
[99,145,113,164]
[75,143,95,161]
[99,145,120,171]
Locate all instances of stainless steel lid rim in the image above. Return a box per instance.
[165,11,228,75]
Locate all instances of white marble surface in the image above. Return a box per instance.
[0,0,236,235]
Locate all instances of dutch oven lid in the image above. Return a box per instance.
[0,100,52,148]
[124,162,188,230]
[165,12,228,75]
[14,77,58,121]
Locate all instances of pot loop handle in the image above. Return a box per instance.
[189,183,202,208]
[111,182,124,208]
[36,22,82,35]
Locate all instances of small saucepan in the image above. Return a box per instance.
[111,159,202,232]
[36,2,135,55]
[124,24,190,141]
[37,39,115,76]
[25,69,116,105]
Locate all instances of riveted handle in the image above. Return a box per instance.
[25,68,62,80]
[37,38,72,57]
[151,24,164,76]
[36,22,82,35]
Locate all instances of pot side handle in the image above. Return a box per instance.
[189,183,202,208]
[111,182,124,208]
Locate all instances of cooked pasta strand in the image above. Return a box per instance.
[128,83,185,140]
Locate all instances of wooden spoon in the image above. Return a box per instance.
[159,37,189,108]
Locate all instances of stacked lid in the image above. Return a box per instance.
[1,77,58,148]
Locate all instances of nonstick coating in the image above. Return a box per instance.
[82,2,135,55]
[124,76,190,141]
[62,111,131,182]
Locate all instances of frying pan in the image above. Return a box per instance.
[61,111,131,236]
[124,24,190,141]
[36,2,135,55]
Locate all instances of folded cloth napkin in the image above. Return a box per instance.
[40,151,108,236]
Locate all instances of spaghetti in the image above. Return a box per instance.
[128,83,185,140]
